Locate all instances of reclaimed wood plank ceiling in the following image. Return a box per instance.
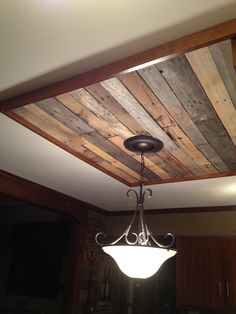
[9,40,236,186]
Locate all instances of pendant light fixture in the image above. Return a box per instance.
[96,136,176,279]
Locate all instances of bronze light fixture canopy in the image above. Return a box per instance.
[96,135,176,279]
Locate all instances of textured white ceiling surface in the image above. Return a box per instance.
[1,0,236,98]
[1,1,236,211]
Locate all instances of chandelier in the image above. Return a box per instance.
[95,135,176,279]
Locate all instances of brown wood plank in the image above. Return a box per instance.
[71,88,133,139]
[82,131,159,180]
[101,77,177,151]
[186,47,236,145]
[119,71,217,174]
[56,93,116,138]
[156,54,235,170]
[36,98,94,135]
[101,77,213,176]
[2,19,236,111]
[83,142,140,180]
[118,72,175,127]
[109,136,171,179]
[13,104,86,149]
[163,125,217,174]
[138,64,229,172]
[5,110,132,186]
[86,83,147,135]
[209,40,236,109]
[158,150,194,177]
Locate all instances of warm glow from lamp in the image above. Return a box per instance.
[103,245,176,279]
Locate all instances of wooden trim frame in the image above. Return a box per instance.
[109,205,236,216]
[1,18,236,111]
[0,169,107,225]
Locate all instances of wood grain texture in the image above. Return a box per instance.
[83,142,141,180]
[156,54,235,170]
[186,47,236,145]
[56,93,116,138]
[119,71,217,174]
[209,40,236,109]
[138,65,230,172]
[2,19,236,110]
[101,78,177,151]
[86,83,147,135]
[36,98,94,135]
[71,88,133,139]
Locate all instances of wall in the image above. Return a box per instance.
[106,210,236,237]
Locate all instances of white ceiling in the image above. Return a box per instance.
[1,0,236,211]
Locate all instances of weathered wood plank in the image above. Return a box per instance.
[209,40,236,109]
[83,142,141,180]
[118,72,175,128]
[86,83,147,135]
[156,54,232,171]
[158,150,194,177]
[100,78,177,151]
[186,47,236,145]
[36,98,94,135]
[138,65,208,145]
[197,119,236,170]
[71,88,132,139]
[163,125,217,174]
[82,131,159,180]
[119,71,216,174]
[102,77,213,176]
[56,93,116,138]
[147,153,183,178]
[12,104,87,150]
[109,135,171,179]
[139,63,229,172]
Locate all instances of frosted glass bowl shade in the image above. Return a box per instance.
[102,245,176,279]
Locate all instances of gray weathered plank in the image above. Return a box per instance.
[156,54,235,170]
[71,88,132,139]
[86,83,147,135]
[37,98,94,135]
[101,78,177,151]
[209,40,236,109]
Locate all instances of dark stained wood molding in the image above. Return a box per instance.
[129,171,236,187]
[1,18,236,111]
[232,38,236,69]
[0,169,107,225]
[1,169,235,218]
[109,205,236,216]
